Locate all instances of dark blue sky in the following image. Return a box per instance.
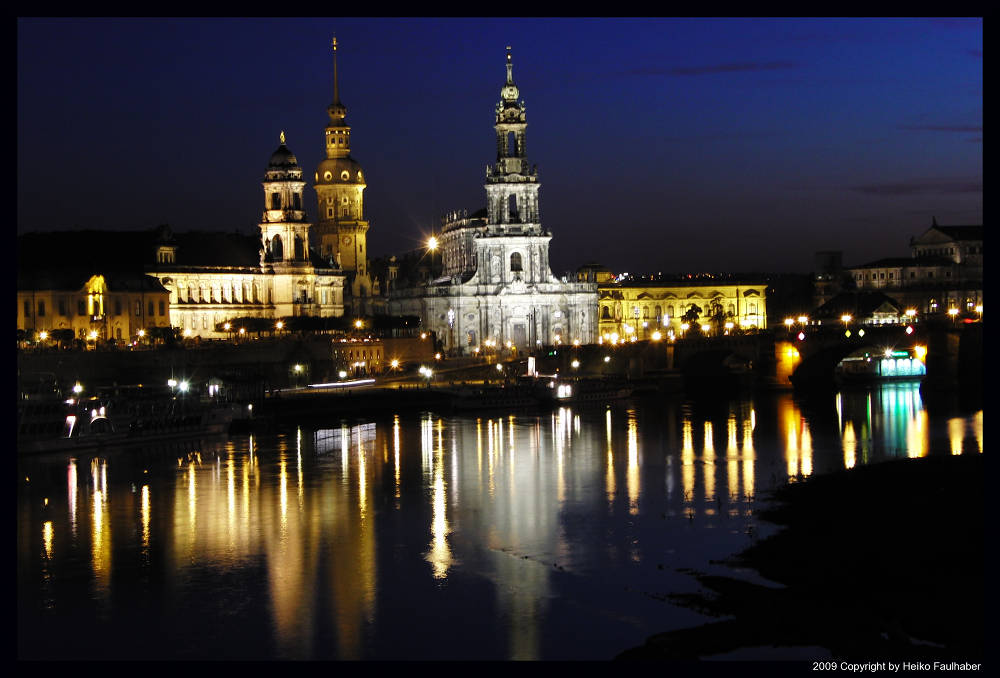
[17,17,982,275]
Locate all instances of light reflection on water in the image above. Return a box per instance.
[18,384,982,660]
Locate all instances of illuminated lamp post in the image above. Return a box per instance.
[976,305,983,321]
[947,307,959,324]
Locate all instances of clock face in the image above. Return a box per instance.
[342,236,352,245]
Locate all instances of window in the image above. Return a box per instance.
[23,300,30,317]
[271,192,281,210]
[328,208,334,218]
[59,300,67,316]
[510,252,522,271]
[37,300,45,317]
[79,300,86,316]
[889,273,894,279]
[159,300,166,316]
[148,301,155,316]
[643,306,650,319]
[115,299,122,315]
[135,301,142,316]
[293,193,301,210]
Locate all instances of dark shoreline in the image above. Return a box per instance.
[617,453,983,661]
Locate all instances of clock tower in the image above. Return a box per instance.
[313,37,373,312]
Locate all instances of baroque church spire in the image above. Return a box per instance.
[328,36,347,124]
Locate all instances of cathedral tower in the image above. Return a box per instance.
[313,38,369,279]
[486,46,541,227]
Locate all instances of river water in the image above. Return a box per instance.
[17,382,982,660]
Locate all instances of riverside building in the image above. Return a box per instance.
[388,48,597,355]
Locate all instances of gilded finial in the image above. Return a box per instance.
[332,36,338,52]
[279,130,286,145]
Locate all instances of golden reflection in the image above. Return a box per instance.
[780,399,813,478]
[43,520,53,559]
[906,410,929,458]
[427,417,453,579]
[297,429,304,509]
[626,410,639,515]
[703,421,715,505]
[742,412,755,499]
[843,421,857,469]
[488,418,496,497]
[948,418,965,456]
[974,411,982,454]
[357,429,367,521]
[67,459,77,537]
[342,425,350,485]
[279,456,288,532]
[682,419,694,507]
[91,488,109,594]
[141,484,151,548]
[605,409,615,505]
[394,416,401,498]
[188,461,197,534]
[227,453,236,519]
[727,414,739,503]
[421,416,434,481]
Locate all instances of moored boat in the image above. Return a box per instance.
[17,388,236,456]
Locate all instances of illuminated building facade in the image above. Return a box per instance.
[389,48,597,354]
[597,279,768,341]
[845,221,983,317]
[311,38,380,316]
[16,271,171,343]
[18,136,345,342]
[148,136,344,337]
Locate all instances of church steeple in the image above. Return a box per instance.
[486,46,539,226]
[314,37,369,282]
[327,37,347,125]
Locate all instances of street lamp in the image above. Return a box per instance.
[948,308,959,322]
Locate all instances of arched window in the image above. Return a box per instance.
[271,235,283,259]
[271,192,281,210]
[507,132,516,156]
[654,305,662,320]
[601,306,611,319]
[508,195,519,222]
[510,252,523,271]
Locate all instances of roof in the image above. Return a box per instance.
[849,255,954,269]
[17,227,264,274]
[930,225,983,242]
[813,290,902,320]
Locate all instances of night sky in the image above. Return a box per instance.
[17,18,982,276]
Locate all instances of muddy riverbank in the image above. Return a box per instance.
[618,453,983,661]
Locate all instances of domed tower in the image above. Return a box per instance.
[260,131,312,265]
[314,37,369,281]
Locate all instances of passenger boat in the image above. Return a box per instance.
[537,377,634,406]
[17,385,236,456]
